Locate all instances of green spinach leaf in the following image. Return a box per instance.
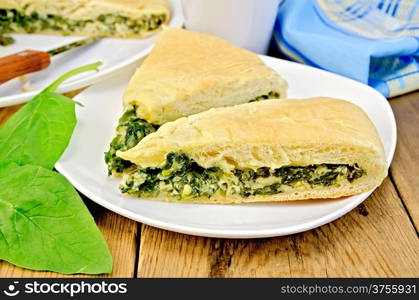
[0,162,112,274]
[0,62,101,169]
[0,62,113,274]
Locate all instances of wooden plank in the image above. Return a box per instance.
[0,100,139,278]
[0,200,138,278]
[389,92,419,229]
[0,104,23,126]
[137,178,419,277]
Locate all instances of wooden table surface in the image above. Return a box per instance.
[0,90,418,278]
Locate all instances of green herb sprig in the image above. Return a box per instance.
[0,62,113,274]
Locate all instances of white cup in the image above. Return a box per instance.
[181,0,281,54]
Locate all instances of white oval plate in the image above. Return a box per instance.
[0,0,183,107]
[55,56,397,238]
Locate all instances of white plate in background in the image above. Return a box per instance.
[55,56,397,238]
[0,0,183,107]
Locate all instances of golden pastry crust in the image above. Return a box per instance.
[0,0,170,38]
[123,28,288,124]
[118,97,388,203]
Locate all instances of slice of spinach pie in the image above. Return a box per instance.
[117,98,387,203]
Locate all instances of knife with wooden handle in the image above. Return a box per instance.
[0,37,98,84]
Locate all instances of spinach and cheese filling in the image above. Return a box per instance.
[105,92,281,176]
[105,106,158,175]
[120,152,366,199]
[0,9,167,36]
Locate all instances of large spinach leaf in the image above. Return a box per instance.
[0,162,112,274]
[0,93,76,169]
[0,62,113,274]
[0,62,100,169]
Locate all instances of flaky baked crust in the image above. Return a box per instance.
[123,28,288,124]
[118,97,388,203]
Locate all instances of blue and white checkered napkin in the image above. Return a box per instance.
[273,0,419,98]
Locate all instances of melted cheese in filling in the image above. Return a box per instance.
[120,152,366,200]
[105,106,158,175]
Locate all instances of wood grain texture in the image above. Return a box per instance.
[137,178,419,278]
[389,92,419,229]
[0,104,23,126]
